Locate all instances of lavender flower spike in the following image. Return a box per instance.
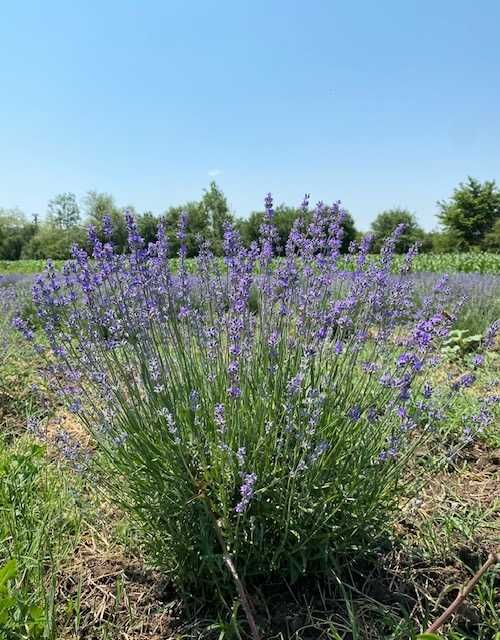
[235,472,257,513]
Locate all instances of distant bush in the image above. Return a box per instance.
[370,208,426,253]
[438,176,500,249]
[0,208,37,260]
[21,225,88,260]
[483,218,500,251]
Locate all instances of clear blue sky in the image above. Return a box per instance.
[1,1,499,230]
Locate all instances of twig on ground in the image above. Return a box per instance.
[204,500,261,640]
[425,551,499,634]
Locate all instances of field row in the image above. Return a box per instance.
[1,251,500,274]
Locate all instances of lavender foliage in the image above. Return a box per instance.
[19,195,496,596]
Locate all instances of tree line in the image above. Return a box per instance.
[0,177,499,261]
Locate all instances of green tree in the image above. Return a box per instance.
[426,229,461,253]
[437,177,500,249]
[482,218,500,252]
[163,202,210,257]
[340,212,357,253]
[137,211,160,246]
[22,225,87,260]
[370,208,424,253]
[47,193,80,229]
[84,191,128,251]
[417,230,436,253]
[236,211,262,247]
[201,181,233,254]
[0,208,37,260]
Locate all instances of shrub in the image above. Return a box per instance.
[370,208,425,253]
[23,198,491,611]
[21,225,88,260]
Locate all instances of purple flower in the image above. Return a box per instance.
[69,399,82,413]
[236,447,246,466]
[21,188,475,571]
[362,361,379,374]
[462,425,473,443]
[125,211,144,250]
[379,443,398,462]
[452,373,475,391]
[12,316,34,341]
[228,360,239,376]
[348,405,361,421]
[309,441,329,463]
[484,320,499,349]
[103,215,113,240]
[287,372,304,395]
[214,403,225,431]
[380,372,394,388]
[189,389,200,411]
[177,212,189,261]
[472,354,484,368]
[178,306,190,319]
[235,472,257,513]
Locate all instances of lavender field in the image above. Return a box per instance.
[0,204,498,640]
[3,0,500,635]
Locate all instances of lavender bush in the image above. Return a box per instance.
[17,196,486,603]
[409,272,500,336]
[1,275,34,381]
[1,276,51,437]
[0,275,31,328]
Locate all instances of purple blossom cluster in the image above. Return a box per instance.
[19,210,469,435]
[0,275,34,355]
[235,472,257,513]
[12,192,497,586]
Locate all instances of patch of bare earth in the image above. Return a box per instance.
[57,537,179,639]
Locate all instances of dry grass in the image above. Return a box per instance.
[57,541,178,639]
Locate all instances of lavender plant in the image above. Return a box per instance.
[1,276,43,432]
[413,272,500,336]
[17,197,487,603]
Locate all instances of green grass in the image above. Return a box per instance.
[0,437,81,639]
[1,252,500,275]
[339,252,500,274]
[0,260,65,274]
[0,321,49,437]
[390,252,500,274]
